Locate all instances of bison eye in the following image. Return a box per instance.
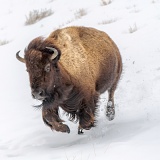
[45,63,51,72]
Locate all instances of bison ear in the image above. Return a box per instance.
[45,47,60,63]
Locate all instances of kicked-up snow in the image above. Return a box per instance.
[0,0,160,159]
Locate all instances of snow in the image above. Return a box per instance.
[0,0,160,159]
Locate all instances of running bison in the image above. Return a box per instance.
[16,26,122,134]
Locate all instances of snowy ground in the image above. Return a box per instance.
[0,0,160,159]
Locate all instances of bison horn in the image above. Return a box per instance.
[46,47,59,60]
[16,51,25,63]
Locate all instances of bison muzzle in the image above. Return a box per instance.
[16,26,122,134]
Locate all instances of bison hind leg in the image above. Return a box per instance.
[106,100,115,121]
[106,86,116,121]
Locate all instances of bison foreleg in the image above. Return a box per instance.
[42,107,70,133]
[79,108,95,131]
[78,96,98,132]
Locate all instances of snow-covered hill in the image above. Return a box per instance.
[0,0,160,159]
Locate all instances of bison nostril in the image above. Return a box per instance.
[32,93,35,99]
[39,91,43,96]
[31,89,44,99]
[39,89,44,96]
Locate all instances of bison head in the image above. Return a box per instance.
[16,37,62,104]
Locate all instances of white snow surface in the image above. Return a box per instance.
[0,0,160,159]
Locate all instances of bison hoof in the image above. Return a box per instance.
[52,123,70,133]
[106,101,115,121]
[78,128,84,135]
[61,124,70,133]
[60,124,70,133]
[79,122,94,131]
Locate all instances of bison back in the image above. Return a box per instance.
[48,26,122,92]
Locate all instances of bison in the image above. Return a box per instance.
[16,26,122,134]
